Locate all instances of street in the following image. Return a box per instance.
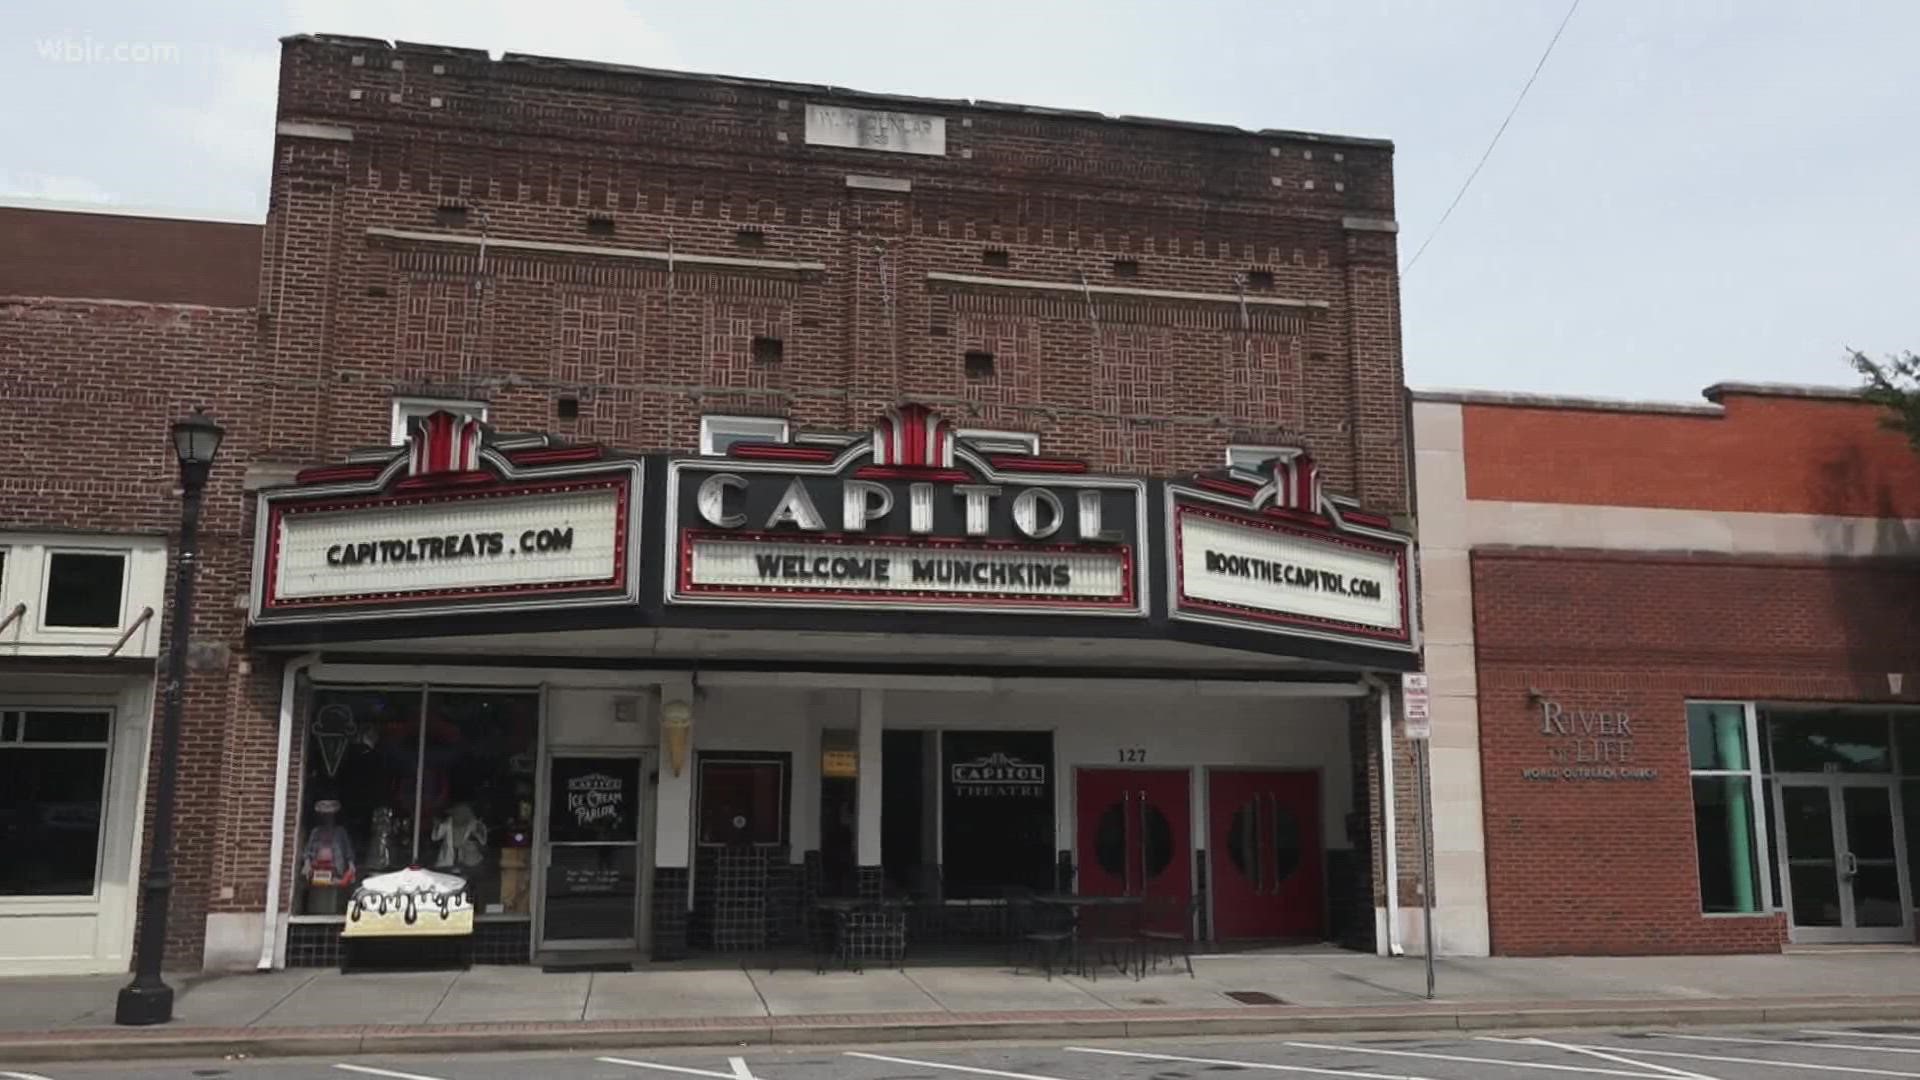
[14,1024,1920,1080]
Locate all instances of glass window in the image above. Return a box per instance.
[1761,777,1782,908]
[958,429,1040,456]
[1693,776,1763,913]
[698,415,789,456]
[293,687,538,917]
[1895,718,1920,776]
[1226,445,1295,472]
[1689,703,1750,771]
[696,756,788,846]
[1686,702,1764,914]
[1764,709,1892,773]
[0,709,112,896]
[44,552,125,628]
[391,398,487,445]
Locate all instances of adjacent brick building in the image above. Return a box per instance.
[2,34,1424,973]
[1415,385,1920,956]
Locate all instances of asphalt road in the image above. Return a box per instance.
[13,1023,1920,1080]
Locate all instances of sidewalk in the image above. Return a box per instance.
[5,949,1920,1063]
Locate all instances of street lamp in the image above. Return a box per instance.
[116,408,224,1026]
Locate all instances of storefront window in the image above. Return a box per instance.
[697,754,788,847]
[0,710,111,896]
[1764,709,1893,773]
[1898,717,1920,902]
[295,687,537,917]
[1688,703,1764,914]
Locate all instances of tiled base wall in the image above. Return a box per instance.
[285,919,531,968]
[650,866,689,961]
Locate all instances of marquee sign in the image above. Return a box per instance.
[664,404,1149,615]
[252,413,642,624]
[1166,450,1416,652]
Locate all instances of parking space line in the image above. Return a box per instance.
[1531,1042,1920,1078]
[1662,1033,1920,1056]
[599,1056,741,1079]
[1069,1044,1459,1079]
[1495,1036,1723,1080]
[334,1065,449,1080]
[1283,1040,1680,1078]
[846,1051,1077,1080]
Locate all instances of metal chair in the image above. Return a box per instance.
[1137,893,1199,978]
[1003,886,1073,980]
[1078,901,1143,981]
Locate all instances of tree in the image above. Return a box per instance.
[1850,350,1920,454]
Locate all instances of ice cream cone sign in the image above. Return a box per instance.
[661,698,692,777]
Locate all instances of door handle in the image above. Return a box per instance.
[1844,852,1860,878]
[1128,787,1144,895]
[1262,794,1275,895]
[1120,791,1133,894]
[1244,791,1259,891]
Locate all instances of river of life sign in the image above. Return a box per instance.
[1521,698,1658,783]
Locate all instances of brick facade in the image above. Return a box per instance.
[1474,548,1920,955]
[1461,389,1920,516]
[0,35,1410,969]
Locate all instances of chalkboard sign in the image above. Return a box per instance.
[548,757,640,843]
[941,731,1055,898]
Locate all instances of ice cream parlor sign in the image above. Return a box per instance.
[566,771,627,827]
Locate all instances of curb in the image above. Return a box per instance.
[6,997,1920,1065]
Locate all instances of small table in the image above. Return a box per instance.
[1034,895,1145,979]
[814,897,909,972]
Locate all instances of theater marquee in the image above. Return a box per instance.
[1165,453,1415,652]
[252,412,642,624]
[664,405,1148,615]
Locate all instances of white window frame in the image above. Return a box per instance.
[958,428,1040,456]
[0,706,116,901]
[1226,445,1297,472]
[391,397,488,446]
[1687,699,1775,915]
[699,415,790,456]
[36,548,129,635]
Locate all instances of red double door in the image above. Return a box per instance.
[1075,768,1324,941]
[1074,769,1191,931]
[1208,769,1323,941]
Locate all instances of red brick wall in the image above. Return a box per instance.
[0,209,260,307]
[0,295,259,966]
[1461,392,1920,516]
[1474,547,1920,955]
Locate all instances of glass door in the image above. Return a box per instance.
[1775,777,1911,943]
[538,754,648,952]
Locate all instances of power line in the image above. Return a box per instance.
[1404,0,1582,275]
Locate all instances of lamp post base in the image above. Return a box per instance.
[114,980,175,1026]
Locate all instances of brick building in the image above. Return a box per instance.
[1,34,1426,973]
[1414,385,1920,955]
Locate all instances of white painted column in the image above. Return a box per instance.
[655,676,695,868]
[1410,399,1492,956]
[858,688,884,867]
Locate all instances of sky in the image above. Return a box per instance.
[4,0,1916,402]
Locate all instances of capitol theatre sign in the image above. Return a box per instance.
[664,405,1148,615]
